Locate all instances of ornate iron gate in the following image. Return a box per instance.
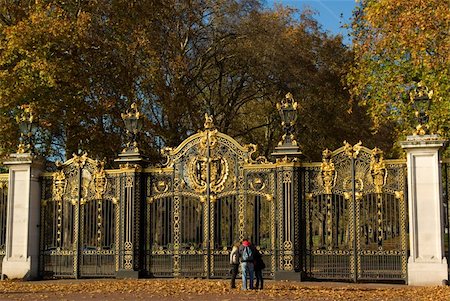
[143,116,277,278]
[0,174,7,273]
[303,142,408,282]
[40,155,119,278]
[443,158,450,275]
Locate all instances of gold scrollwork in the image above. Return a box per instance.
[320,149,336,194]
[344,192,352,200]
[124,241,133,270]
[343,141,362,158]
[188,156,228,194]
[355,192,363,201]
[343,192,363,201]
[52,170,66,201]
[94,160,107,200]
[370,147,387,194]
[394,191,404,200]
[249,177,265,191]
[210,194,217,203]
[154,179,169,193]
[72,152,88,169]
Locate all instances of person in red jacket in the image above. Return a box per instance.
[238,239,255,290]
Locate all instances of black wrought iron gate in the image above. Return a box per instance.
[143,118,277,278]
[37,127,407,282]
[40,155,119,278]
[303,142,408,282]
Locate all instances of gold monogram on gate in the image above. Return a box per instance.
[188,156,228,194]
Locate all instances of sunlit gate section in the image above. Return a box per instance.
[244,167,276,277]
[0,174,8,273]
[144,117,277,278]
[144,172,174,277]
[40,154,119,278]
[303,142,407,282]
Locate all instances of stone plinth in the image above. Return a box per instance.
[401,135,448,286]
[2,153,43,280]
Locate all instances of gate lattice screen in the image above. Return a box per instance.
[303,142,408,282]
[143,122,277,278]
[40,155,120,278]
[38,133,408,281]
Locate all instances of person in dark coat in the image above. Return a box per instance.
[253,248,265,290]
[229,245,239,288]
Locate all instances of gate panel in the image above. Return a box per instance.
[40,155,118,278]
[144,117,277,278]
[79,197,117,277]
[357,158,407,281]
[212,196,239,277]
[245,169,276,277]
[41,167,78,278]
[303,143,407,282]
[179,196,205,277]
[145,195,174,277]
[305,194,353,280]
[245,194,275,277]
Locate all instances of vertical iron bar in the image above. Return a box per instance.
[206,131,211,279]
[445,163,450,274]
[75,166,82,279]
[352,157,357,283]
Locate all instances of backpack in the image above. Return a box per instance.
[242,246,254,262]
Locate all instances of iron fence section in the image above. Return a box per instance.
[303,145,407,282]
[40,157,119,278]
[0,174,8,274]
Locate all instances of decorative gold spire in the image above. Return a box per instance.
[204,113,215,130]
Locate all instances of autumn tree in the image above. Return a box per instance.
[0,0,395,164]
[0,0,163,162]
[348,0,450,140]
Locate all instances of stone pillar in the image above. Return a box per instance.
[2,153,43,280]
[401,135,448,286]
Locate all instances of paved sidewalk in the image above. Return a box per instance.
[0,278,449,301]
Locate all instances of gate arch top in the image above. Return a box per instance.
[157,114,271,199]
[161,114,261,168]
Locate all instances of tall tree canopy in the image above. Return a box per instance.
[348,0,450,139]
[0,0,394,165]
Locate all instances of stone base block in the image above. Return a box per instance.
[408,261,448,286]
[2,257,36,280]
[274,271,301,281]
[116,270,141,279]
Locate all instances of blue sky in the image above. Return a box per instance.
[267,0,357,43]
